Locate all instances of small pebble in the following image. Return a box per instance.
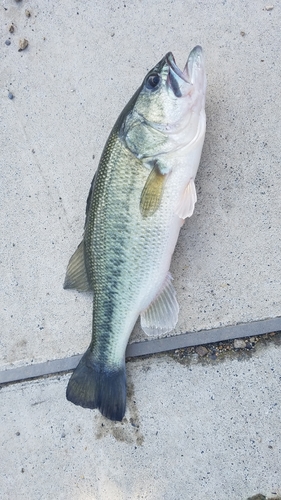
[234,339,246,349]
[18,38,28,52]
[196,346,208,357]
[9,24,15,33]
[25,9,31,17]
[209,351,217,360]
[8,92,14,100]
[5,39,11,46]
[264,5,274,11]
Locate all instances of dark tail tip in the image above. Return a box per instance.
[66,349,126,422]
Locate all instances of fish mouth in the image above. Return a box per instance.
[166,46,204,97]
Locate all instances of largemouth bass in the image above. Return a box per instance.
[64,46,206,421]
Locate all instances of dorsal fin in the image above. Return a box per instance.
[85,171,97,228]
[64,241,92,292]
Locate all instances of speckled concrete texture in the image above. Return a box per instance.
[1,340,281,500]
[1,2,281,496]
[1,1,281,369]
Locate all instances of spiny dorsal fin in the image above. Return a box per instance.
[85,171,97,228]
[64,241,92,292]
[140,161,167,218]
[175,178,197,219]
[140,272,179,336]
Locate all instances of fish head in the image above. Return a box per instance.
[120,46,206,159]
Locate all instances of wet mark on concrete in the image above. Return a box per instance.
[126,374,144,446]
[95,373,144,445]
[247,495,281,500]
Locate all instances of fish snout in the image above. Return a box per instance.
[166,46,205,98]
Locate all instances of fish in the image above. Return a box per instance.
[64,45,206,421]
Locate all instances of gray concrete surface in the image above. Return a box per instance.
[1,0,281,369]
[1,1,281,499]
[1,340,281,500]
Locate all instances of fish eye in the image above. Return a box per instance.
[145,73,161,90]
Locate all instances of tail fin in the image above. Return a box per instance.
[66,348,126,421]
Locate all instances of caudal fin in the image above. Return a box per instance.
[66,348,126,421]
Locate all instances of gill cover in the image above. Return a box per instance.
[121,46,206,160]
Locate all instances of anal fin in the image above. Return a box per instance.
[140,272,179,336]
[63,241,92,292]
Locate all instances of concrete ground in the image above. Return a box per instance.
[1,0,281,499]
[1,337,281,500]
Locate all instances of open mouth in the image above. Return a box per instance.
[166,46,204,97]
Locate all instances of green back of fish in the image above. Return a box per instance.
[85,128,149,362]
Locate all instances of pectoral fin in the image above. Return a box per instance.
[175,178,197,219]
[140,161,167,217]
[64,241,92,292]
[140,273,179,336]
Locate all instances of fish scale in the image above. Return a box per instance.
[64,46,206,420]
[87,132,168,358]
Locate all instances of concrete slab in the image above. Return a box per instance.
[1,317,281,385]
[1,1,281,369]
[1,339,281,500]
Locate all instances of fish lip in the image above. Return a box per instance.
[185,45,204,84]
[166,52,189,84]
[166,46,204,97]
